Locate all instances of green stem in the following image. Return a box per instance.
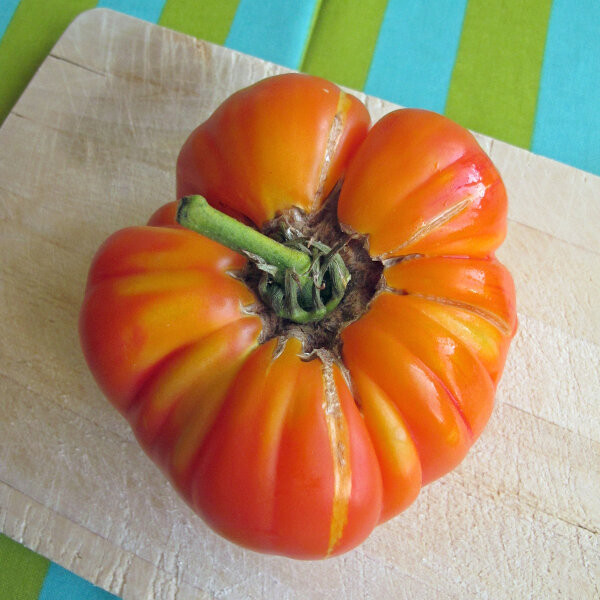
[177,196,311,277]
[176,195,350,323]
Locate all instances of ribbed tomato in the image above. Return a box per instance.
[80,73,517,559]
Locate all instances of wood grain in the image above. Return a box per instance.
[0,9,598,599]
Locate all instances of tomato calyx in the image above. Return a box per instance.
[177,195,352,324]
[254,226,351,323]
[247,192,385,358]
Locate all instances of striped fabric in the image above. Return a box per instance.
[0,0,599,175]
[0,534,118,599]
[0,1,598,598]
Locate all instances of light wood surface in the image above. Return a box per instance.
[0,9,598,599]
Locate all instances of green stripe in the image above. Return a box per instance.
[445,0,552,148]
[159,0,240,45]
[301,0,389,91]
[299,0,324,67]
[0,0,98,125]
[0,534,50,599]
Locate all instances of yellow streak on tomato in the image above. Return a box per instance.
[321,360,352,556]
[117,270,253,364]
[176,74,370,226]
[384,255,517,336]
[350,369,422,523]
[407,298,510,387]
[170,335,261,478]
[341,296,472,484]
[129,318,262,488]
[337,109,507,259]
[255,340,302,502]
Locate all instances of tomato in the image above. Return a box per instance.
[80,73,517,559]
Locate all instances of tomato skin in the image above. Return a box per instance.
[188,338,383,558]
[176,73,370,225]
[79,223,257,411]
[337,108,508,258]
[80,74,517,559]
[383,255,517,385]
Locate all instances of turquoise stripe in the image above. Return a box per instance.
[532,0,600,175]
[96,0,167,22]
[365,0,467,112]
[225,0,319,69]
[40,562,120,600]
[0,0,20,38]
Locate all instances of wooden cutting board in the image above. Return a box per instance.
[1,9,598,599]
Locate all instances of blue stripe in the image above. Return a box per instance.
[96,0,167,23]
[0,0,20,38]
[225,0,319,69]
[364,0,467,113]
[40,562,120,600]
[532,0,600,175]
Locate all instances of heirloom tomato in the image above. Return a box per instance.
[80,73,517,559]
